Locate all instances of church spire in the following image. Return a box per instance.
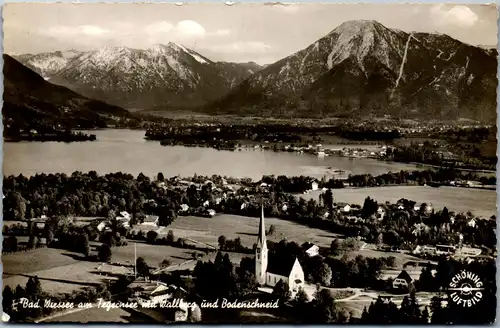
[257,201,266,246]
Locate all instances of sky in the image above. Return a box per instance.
[4,3,498,65]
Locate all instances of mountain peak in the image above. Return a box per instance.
[329,20,385,36]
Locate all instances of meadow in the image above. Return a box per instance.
[299,185,497,218]
[156,214,340,248]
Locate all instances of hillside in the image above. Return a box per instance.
[15,44,262,110]
[3,54,129,132]
[206,20,497,121]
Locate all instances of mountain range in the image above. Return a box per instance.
[11,20,498,121]
[3,54,129,131]
[15,43,262,110]
[207,20,497,120]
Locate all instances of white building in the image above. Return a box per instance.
[120,211,131,220]
[305,245,319,257]
[336,203,351,213]
[377,206,386,220]
[311,182,319,191]
[255,205,304,294]
[142,215,159,226]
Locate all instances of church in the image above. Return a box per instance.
[255,205,305,294]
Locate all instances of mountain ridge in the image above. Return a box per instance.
[205,20,497,121]
[14,44,263,110]
[3,54,130,132]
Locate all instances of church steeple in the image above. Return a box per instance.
[257,202,266,247]
[255,201,268,285]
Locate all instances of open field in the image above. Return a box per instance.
[2,247,83,274]
[152,214,341,249]
[344,243,422,269]
[299,185,496,218]
[2,245,131,294]
[112,241,199,268]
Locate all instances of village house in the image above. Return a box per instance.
[393,270,413,289]
[120,211,131,220]
[255,205,305,294]
[311,181,319,191]
[377,206,386,220]
[97,221,107,232]
[336,203,351,213]
[142,215,159,227]
[412,245,437,256]
[305,244,319,257]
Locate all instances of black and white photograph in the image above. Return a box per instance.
[1,3,498,324]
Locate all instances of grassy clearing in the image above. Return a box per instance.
[2,246,131,295]
[299,186,496,218]
[111,241,197,268]
[158,214,341,249]
[2,247,82,274]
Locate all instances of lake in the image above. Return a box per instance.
[3,129,425,180]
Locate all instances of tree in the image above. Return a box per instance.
[314,288,337,323]
[25,276,42,300]
[337,310,349,323]
[84,244,92,257]
[157,172,165,182]
[166,230,175,244]
[136,257,150,278]
[158,209,177,227]
[430,296,445,324]
[188,304,202,322]
[3,236,18,253]
[98,244,112,263]
[218,235,227,250]
[362,197,378,218]
[3,286,14,314]
[160,259,171,269]
[361,306,369,322]
[322,189,334,216]
[267,224,276,236]
[295,286,309,303]
[81,234,90,254]
[417,266,435,291]
[421,306,430,324]
[272,280,291,302]
[330,239,341,256]
[15,285,27,300]
[317,262,333,286]
[146,230,158,244]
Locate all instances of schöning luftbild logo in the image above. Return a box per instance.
[448,270,484,307]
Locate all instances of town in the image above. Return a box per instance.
[2,169,496,323]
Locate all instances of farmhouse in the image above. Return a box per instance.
[336,203,351,213]
[393,270,413,289]
[255,205,305,293]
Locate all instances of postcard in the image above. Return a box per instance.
[2,3,497,324]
